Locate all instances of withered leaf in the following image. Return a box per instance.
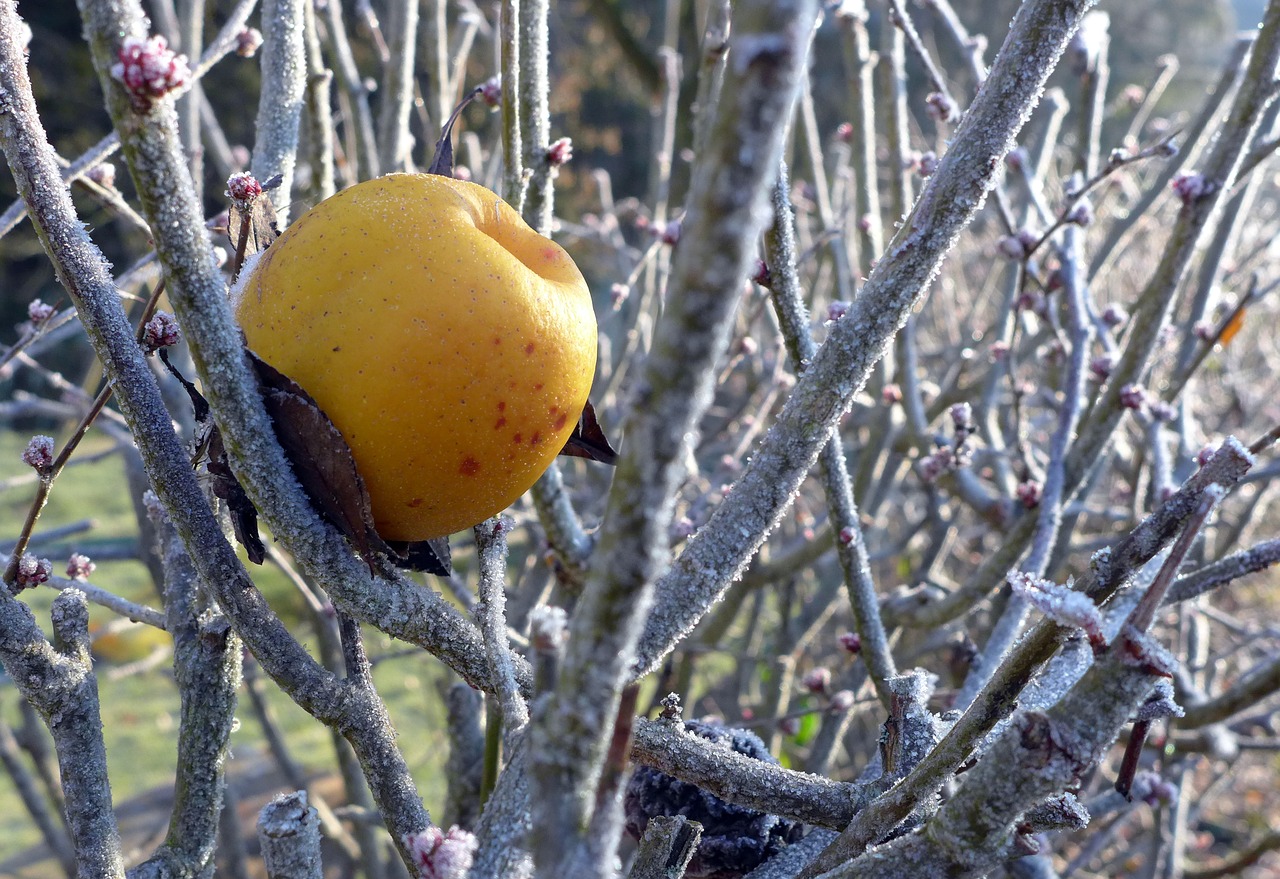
[227,173,283,259]
[206,424,266,564]
[159,346,266,562]
[383,537,451,576]
[158,348,210,423]
[559,400,618,465]
[427,88,483,178]
[248,351,397,574]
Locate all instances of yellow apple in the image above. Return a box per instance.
[234,173,597,541]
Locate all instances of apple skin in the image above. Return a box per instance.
[234,173,597,541]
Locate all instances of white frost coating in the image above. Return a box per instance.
[1216,435,1254,467]
[227,249,264,311]
[1008,571,1104,641]
[251,0,306,226]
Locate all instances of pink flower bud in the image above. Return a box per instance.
[1119,383,1147,410]
[235,27,263,58]
[14,555,52,590]
[1089,354,1115,382]
[478,76,502,108]
[87,162,116,188]
[778,716,801,736]
[801,667,831,694]
[1016,480,1042,509]
[226,172,263,207]
[22,435,54,472]
[1195,444,1216,467]
[750,258,770,287]
[143,311,182,353]
[1102,304,1128,328]
[918,151,939,177]
[1066,199,1094,227]
[66,553,96,581]
[998,235,1027,261]
[27,298,55,325]
[917,450,950,483]
[111,35,191,107]
[838,632,861,654]
[828,689,855,713]
[925,91,958,123]
[545,137,573,167]
[659,218,682,246]
[835,122,853,142]
[826,301,850,324]
[881,383,903,405]
[403,825,477,879]
[1016,289,1046,314]
[1171,172,1212,206]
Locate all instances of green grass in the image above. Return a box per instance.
[0,429,453,864]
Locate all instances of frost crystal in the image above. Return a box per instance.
[1134,680,1183,722]
[529,605,568,652]
[1009,572,1105,647]
[1116,625,1178,677]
